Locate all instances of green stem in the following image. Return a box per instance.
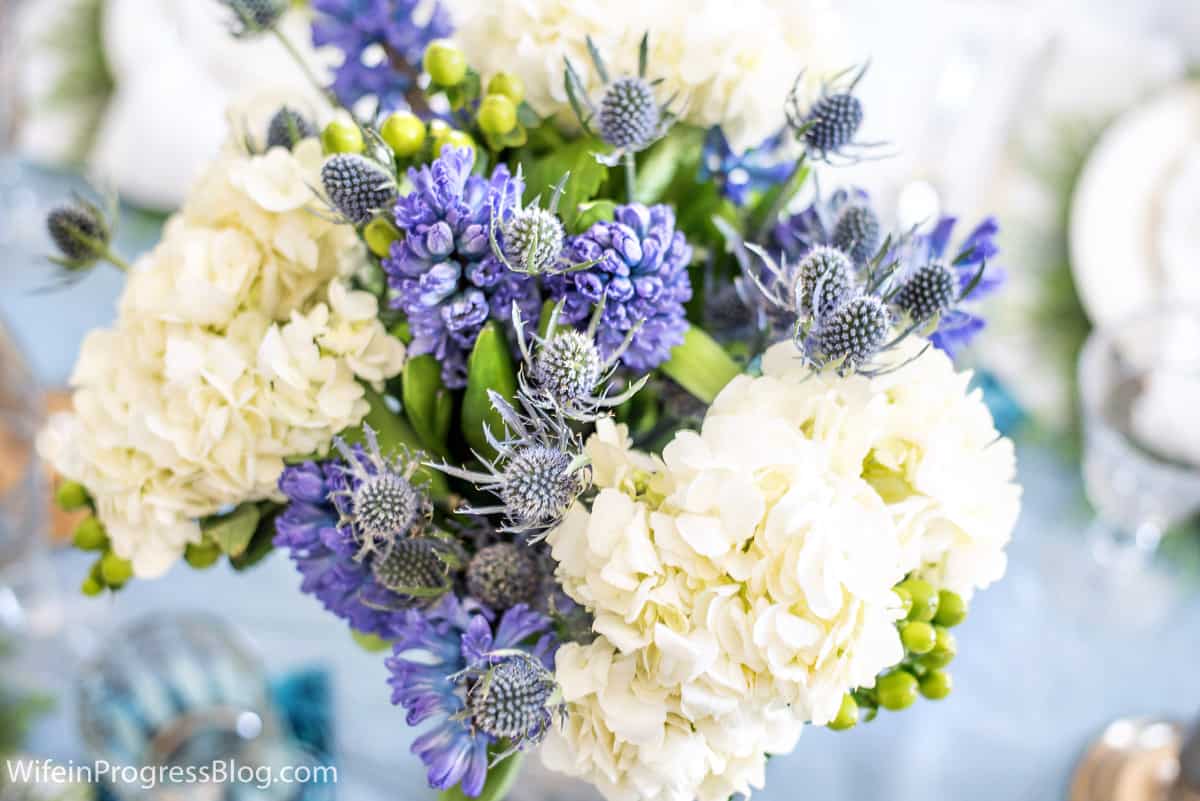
[660,325,742,404]
[753,154,809,243]
[623,151,637,204]
[103,249,129,272]
[272,28,335,106]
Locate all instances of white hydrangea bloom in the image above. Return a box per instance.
[38,136,405,578]
[544,339,1019,801]
[445,0,846,150]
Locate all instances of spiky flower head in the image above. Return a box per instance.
[831,204,881,265]
[218,0,287,37]
[797,246,855,320]
[817,294,890,368]
[466,542,540,610]
[430,392,591,537]
[894,261,958,323]
[329,426,429,559]
[371,536,460,600]
[786,64,882,165]
[460,651,562,748]
[321,153,398,225]
[46,200,110,268]
[513,301,645,422]
[563,33,680,164]
[502,207,565,275]
[266,106,315,151]
[598,77,661,150]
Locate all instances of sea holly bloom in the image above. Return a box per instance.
[385,597,558,797]
[546,203,693,371]
[382,147,540,388]
[893,216,1005,357]
[273,435,461,638]
[771,186,880,266]
[311,0,452,111]
[786,64,886,165]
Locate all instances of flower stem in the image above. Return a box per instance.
[753,154,809,243]
[271,28,335,106]
[623,152,637,204]
[103,249,130,272]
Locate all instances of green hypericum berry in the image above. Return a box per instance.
[478,94,518,135]
[918,627,957,669]
[380,112,426,157]
[827,693,859,731]
[899,621,936,655]
[99,552,133,587]
[876,670,919,711]
[81,575,104,596]
[428,119,451,142]
[56,480,90,511]
[424,39,467,87]
[434,130,475,158]
[363,217,402,258]
[185,542,222,569]
[321,118,365,154]
[487,72,525,104]
[72,517,108,551]
[919,669,953,700]
[899,578,938,622]
[933,589,967,628]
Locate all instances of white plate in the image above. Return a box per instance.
[1069,82,1200,327]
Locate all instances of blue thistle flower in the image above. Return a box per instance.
[382,147,541,388]
[465,542,541,611]
[546,203,693,371]
[698,127,795,207]
[321,153,398,224]
[273,431,460,638]
[385,597,558,797]
[894,216,1005,358]
[218,0,286,38]
[312,0,452,111]
[771,186,877,265]
[786,64,885,165]
[266,106,315,151]
[431,392,591,538]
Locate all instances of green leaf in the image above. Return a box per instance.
[344,387,450,499]
[571,200,616,234]
[660,325,743,404]
[518,137,609,229]
[634,127,703,205]
[537,298,567,340]
[438,752,524,801]
[403,355,453,459]
[462,322,518,459]
[201,503,261,558]
[229,503,281,571]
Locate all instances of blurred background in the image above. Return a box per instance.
[1,0,1200,800]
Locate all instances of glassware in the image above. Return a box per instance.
[77,612,333,801]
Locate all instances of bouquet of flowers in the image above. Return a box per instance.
[37,1,1021,799]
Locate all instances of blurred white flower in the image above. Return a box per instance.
[445,0,846,150]
[544,339,1019,801]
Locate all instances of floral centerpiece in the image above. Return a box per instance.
[37,1,1021,799]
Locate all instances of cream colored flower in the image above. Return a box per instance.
[445,0,846,150]
[38,129,404,578]
[544,339,1019,801]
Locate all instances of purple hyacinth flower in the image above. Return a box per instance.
[385,596,557,797]
[312,0,452,111]
[546,203,693,371]
[382,147,541,387]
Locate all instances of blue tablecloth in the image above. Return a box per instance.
[6,158,1200,801]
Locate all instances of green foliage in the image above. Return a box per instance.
[462,322,518,459]
[438,752,524,801]
[0,639,55,756]
[201,503,261,558]
[40,0,115,163]
[403,355,454,460]
[659,325,742,404]
[516,137,609,230]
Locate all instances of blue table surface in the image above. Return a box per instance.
[6,158,1200,801]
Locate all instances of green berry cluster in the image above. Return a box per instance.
[827,577,968,731]
[421,39,534,151]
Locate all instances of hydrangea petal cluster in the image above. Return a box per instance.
[38,134,405,578]
[542,343,1020,801]
[274,453,433,638]
[312,0,452,111]
[895,216,1006,357]
[546,204,693,371]
[385,597,557,797]
[443,0,845,150]
[382,147,540,388]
